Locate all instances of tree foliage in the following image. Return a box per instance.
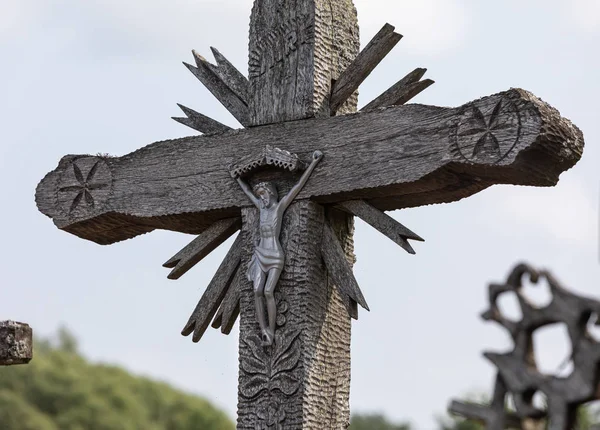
[350,413,411,430]
[0,328,234,430]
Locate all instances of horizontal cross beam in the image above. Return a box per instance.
[35,88,583,245]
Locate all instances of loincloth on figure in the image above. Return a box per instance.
[247,246,285,281]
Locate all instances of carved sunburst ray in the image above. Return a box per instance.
[179,234,243,343]
[168,19,432,332]
[174,23,434,134]
[165,197,423,335]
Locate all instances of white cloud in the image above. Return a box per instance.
[568,0,600,33]
[492,175,597,245]
[355,0,470,55]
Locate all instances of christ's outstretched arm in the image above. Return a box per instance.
[279,151,323,210]
[235,177,261,208]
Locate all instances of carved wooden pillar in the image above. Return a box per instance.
[248,0,360,126]
[238,1,359,428]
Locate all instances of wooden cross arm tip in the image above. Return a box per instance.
[35,88,583,245]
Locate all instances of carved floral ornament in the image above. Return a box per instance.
[57,157,112,217]
[452,98,522,163]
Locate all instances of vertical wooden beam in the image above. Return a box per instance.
[248,0,360,126]
[237,2,360,427]
[237,202,354,429]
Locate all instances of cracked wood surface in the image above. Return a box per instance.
[361,67,429,111]
[36,89,584,245]
[185,50,250,126]
[248,0,360,125]
[172,104,233,135]
[211,268,242,335]
[330,23,402,115]
[235,203,354,429]
[180,234,242,343]
[336,200,423,255]
[163,217,241,280]
[321,220,369,317]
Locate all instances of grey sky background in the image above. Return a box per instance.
[1,0,599,428]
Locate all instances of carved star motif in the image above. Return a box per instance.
[462,102,513,157]
[59,160,110,213]
[453,99,520,163]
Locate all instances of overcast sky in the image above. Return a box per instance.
[1,0,599,428]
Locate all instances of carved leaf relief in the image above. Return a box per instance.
[239,330,301,400]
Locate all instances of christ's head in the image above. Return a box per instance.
[253,182,278,207]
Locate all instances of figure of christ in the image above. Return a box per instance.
[234,150,324,345]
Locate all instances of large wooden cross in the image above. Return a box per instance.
[35,1,584,428]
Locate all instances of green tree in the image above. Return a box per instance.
[56,325,79,354]
[0,390,58,430]
[0,328,234,430]
[350,413,411,430]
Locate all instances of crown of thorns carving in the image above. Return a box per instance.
[450,263,600,430]
[230,145,304,178]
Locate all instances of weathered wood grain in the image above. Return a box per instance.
[36,89,584,245]
[362,68,434,111]
[238,2,360,427]
[248,0,360,125]
[362,67,426,111]
[185,50,250,126]
[236,202,353,429]
[181,235,242,342]
[337,200,423,254]
[211,267,241,334]
[209,47,250,104]
[394,79,434,106]
[330,24,402,115]
[321,219,369,317]
[163,217,241,280]
[172,104,232,134]
[0,321,32,366]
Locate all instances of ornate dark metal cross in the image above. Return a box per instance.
[35,1,584,428]
[450,263,600,430]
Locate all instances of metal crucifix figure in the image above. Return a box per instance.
[233,150,323,345]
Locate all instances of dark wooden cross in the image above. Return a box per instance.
[35,0,584,428]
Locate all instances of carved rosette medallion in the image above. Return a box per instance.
[451,98,522,163]
[56,157,112,218]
